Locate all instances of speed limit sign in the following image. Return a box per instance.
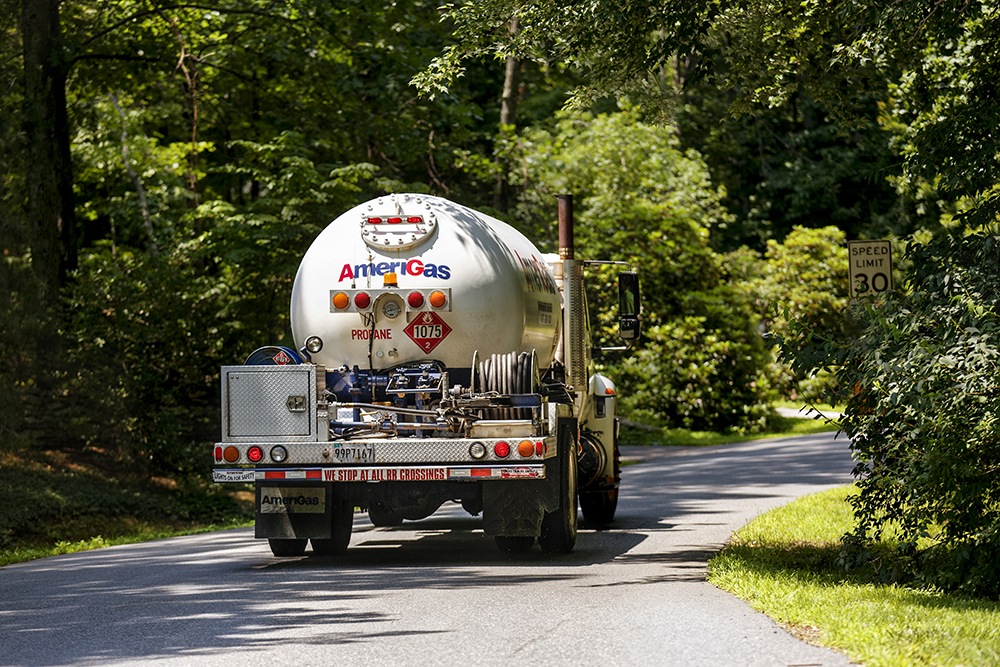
[848,240,893,299]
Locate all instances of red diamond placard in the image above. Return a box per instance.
[403,311,452,354]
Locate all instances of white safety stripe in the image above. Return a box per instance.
[212,464,545,484]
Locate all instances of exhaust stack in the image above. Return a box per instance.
[558,194,574,260]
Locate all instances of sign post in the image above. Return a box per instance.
[848,240,893,299]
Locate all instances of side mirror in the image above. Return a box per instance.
[618,271,641,340]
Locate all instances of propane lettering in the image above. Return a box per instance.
[338,260,450,282]
[357,329,382,340]
[352,329,392,340]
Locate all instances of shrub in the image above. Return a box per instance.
[780,227,1000,597]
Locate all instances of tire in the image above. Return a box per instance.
[495,536,534,553]
[268,538,307,557]
[368,504,404,527]
[580,489,618,526]
[538,423,578,553]
[311,498,354,556]
[580,442,620,526]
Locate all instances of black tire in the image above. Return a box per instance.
[538,424,578,553]
[368,504,404,527]
[268,538,307,557]
[580,441,620,526]
[311,498,354,556]
[495,536,534,553]
[580,489,618,526]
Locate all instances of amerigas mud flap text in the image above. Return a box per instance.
[481,416,578,553]
[255,482,353,556]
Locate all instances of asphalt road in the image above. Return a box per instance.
[1,432,858,667]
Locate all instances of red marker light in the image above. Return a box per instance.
[408,292,424,308]
[535,441,544,456]
[354,292,371,309]
[387,217,402,224]
[367,217,383,224]
[494,441,511,458]
[214,446,222,462]
[247,446,264,463]
[406,216,423,224]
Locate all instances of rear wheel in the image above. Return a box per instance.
[580,489,618,526]
[580,441,620,526]
[311,497,354,556]
[538,424,578,553]
[368,504,404,527]
[268,539,307,557]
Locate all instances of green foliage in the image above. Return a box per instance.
[779,229,1000,597]
[0,451,252,555]
[510,110,773,431]
[728,226,852,400]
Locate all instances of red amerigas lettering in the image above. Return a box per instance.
[337,259,450,282]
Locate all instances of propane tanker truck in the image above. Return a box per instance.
[211,194,640,556]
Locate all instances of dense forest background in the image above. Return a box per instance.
[3,0,999,592]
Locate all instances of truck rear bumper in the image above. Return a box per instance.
[213,463,546,483]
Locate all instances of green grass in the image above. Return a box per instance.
[709,486,1000,666]
[620,413,839,447]
[774,399,842,414]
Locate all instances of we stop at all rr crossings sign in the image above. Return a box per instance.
[848,240,894,299]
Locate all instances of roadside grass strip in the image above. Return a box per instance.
[708,486,1000,666]
[621,414,839,447]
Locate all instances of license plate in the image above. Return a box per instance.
[331,445,376,463]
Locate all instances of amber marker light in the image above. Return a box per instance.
[332,292,350,309]
[429,290,447,308]
[223,446,240,463]
[518,440,535,458]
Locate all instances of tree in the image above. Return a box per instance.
[511,109,772,431]
[428,0,1000,595]
[20,0,75,308]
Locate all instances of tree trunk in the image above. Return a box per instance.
[493,18,519,213]
[21,0,76,309]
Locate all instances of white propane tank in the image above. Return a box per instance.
[290,194,562,371]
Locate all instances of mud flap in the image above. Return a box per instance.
[481,416,576,540]
[255,482,332,540]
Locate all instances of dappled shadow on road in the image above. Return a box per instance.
[0,432,854,666]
